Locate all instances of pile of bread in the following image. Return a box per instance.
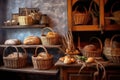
[6,52,26,58]
[59,55,95,64]
[59,55,76,64]
[65,48,80,55]
[34,52,53,59]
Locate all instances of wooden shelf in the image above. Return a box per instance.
[0,25,46,29]
[104,24,120,31]
[72,25,101,31]
[0,44,61,48]
[0,66,58,75]
[71,24,120,31]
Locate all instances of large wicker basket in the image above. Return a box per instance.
[73,7,90,25]
[32,46,53,70]
[81,37,102,57]
[3,46,27,68]
[103,34,120,63]
[40,27,59,45]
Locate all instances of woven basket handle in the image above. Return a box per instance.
[110,34,120,48]
[41,27,55,36]
[89,37,103,50]
[34,45,48,57]
[110,1,120,15]
[3,46,27,59]
[24,8,29,16]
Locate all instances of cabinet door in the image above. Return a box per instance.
[107,70,120,80]
[61,67,95,80]
[67,0,101,31]
[108,75,120,80]
[69,73,93,80]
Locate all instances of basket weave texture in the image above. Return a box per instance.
[73,7,90,25]
[103,34,120,63]
[18,16,33,25]
[18,8,33,25]
[40,27,59,45]
[32,46,53,70]
[82,37,102,57]
[3,46,27,68]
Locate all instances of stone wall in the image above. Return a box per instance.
[0,0,68,42]
[5,0,67,37]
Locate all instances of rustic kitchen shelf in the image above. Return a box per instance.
[68,0,120,31]
[0,25,46,29]
[0,66,59,75]
[0,44,61,48]
[72,25,100,31]
[72,25,120,31]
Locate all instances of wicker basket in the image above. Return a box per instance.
[82,37,102,57]
[3,46,27,68]
[110,1,120,24]
[40,27,59,45]
[18,16,33,25]
[73,7,90,25]
[103,34,120,63]
[32,46,53,70]
[18,8,33,25]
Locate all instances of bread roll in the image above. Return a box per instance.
[23,36,41,45]
[4,39,21,45]
[86,57,95,63]
[37,52,53,59]
[7,52,24,58]
[46,32,58,38]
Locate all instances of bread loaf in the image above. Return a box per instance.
[23,36,41,45]
[4,39,21,45]
[83,44,97,51]
[7,52,24,58]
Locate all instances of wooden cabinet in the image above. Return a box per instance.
[59,67,94,80]
[55,61,120,80]
[107,72,120,80]
[67,0,120,31]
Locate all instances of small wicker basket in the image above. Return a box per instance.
[73,7,90,25]
[32,46,53,70]
[3,46,27,68]
[18,8,33,25]
[110,1,120,24]
[40,27,59,45]
[103,34,120,63]
[82,37,102,57]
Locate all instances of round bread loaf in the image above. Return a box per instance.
[4,39,21,45]
[23,36,41,45]
[83,44,97,51]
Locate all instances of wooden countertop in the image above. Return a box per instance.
[55,60,120,68]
